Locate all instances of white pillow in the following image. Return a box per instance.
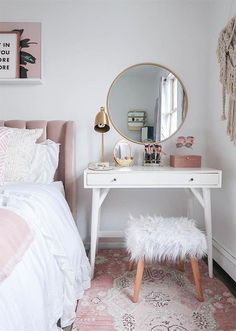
[25,139,60,184]
[4,128,43,182]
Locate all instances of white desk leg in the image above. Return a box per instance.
[90,188,100,278]
[203,188,213,278]
[96,208,101,254]
[185,188,194,219]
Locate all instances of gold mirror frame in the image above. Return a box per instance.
[106,62,188,145]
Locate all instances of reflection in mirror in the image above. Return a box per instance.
[113,140,134,167]
[107,63,187,144]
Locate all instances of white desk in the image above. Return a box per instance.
[84,166,222,278]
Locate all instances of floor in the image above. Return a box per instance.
[74,249,236,331]
[212,260,236,297]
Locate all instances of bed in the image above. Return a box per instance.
[0,120,91,331]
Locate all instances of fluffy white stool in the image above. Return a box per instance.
[125,215,207,303]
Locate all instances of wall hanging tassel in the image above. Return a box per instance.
[217,15,236,144]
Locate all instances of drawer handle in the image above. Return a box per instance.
[189,178,194,182]
[112,178,117,182]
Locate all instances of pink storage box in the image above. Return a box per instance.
[170,155,201,168]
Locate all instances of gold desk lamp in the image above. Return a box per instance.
[94,106,110,168]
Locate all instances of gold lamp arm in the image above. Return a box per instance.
[102,133,104,163]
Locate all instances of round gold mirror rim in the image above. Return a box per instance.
[106,62,188,145]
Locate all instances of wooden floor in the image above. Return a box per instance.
[213,260,236,297]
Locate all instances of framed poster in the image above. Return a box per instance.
[0,22,41,79]
[0,31,20,78]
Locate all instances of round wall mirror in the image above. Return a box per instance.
[107,63,188,144]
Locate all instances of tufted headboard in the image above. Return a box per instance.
[0,120,77,220]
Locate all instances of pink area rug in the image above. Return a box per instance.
[73,249,236,331]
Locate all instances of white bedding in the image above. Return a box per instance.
[50,181,66,196]
[0,183,91,331]
[4,181,65,196]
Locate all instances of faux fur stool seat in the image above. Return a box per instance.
[125,215,207,303]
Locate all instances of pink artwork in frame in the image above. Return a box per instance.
[0,22,41,79]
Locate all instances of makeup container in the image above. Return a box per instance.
[143,143,162,166]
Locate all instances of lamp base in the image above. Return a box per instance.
[88,162,113,171]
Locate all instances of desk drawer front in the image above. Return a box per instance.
[86,172,220,187]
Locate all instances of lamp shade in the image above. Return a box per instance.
[94,107,110,133]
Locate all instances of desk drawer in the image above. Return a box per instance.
[86,172,220,187]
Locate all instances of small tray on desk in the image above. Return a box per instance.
[170,155,201,168]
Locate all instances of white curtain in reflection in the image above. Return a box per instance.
[154,96,161,141]
[160,77,171,139]
[154,74,184,142]
[154,77,166,142]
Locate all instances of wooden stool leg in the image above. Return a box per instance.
[178,259,185,272]
[190,257,204,302]
[133,259,145,303]
[128,260,134,271]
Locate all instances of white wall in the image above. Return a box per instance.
[207,0,236,280]
[0,1,210,246]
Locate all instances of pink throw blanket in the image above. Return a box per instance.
[0,208,34,282]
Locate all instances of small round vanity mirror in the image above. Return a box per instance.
[107,63,188,144]
[113,140,134,167]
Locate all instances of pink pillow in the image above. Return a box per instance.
[0,128,11,185]
[0,208,34,282]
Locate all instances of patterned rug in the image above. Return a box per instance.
[73,249,236,331]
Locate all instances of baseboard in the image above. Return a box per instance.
[84,238,125,250]
[85,238,236,281]
[213,238,236,282]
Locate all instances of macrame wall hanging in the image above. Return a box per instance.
[217,15,236,145]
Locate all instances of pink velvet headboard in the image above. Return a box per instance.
[0,120,77,220]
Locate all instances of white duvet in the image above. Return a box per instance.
[0,183,91,331]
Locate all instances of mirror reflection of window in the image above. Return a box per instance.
[169,74,178,135]
[159,73,184,140]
